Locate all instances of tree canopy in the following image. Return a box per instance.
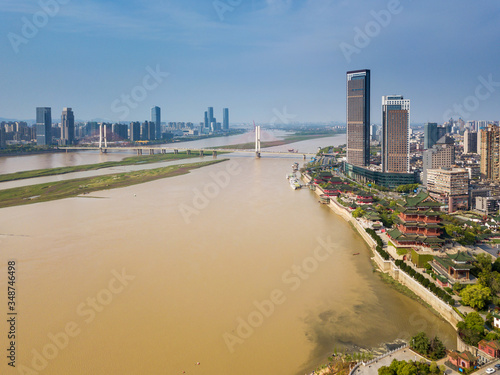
[457,312,486,346]
[460,284,491,310]
[410,332,446,360]
[378,359,443,375]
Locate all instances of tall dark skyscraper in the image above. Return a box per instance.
[151,106,161,140]
[382,95,410,173]
[130,122,141,142]
[61,107,74,145]
[208,107,214,126]
[223,108,229,131]
[346,69,370,167]
[424,122,446,150]
[36,107,52,146]
[204,111,209,128]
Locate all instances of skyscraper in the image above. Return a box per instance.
[130,122,141,142]
[424,123,446,150]
[204,111,209,129]
[61,107,74,145]
[346,69,370,167]
[382,95,410,173]
[371,124,378,141]
[36,107,52,146]
[480,124,500,180]
[223,108,229,131]
[151,106,161,140]
[463,129,478,154]
[208,107,214,127]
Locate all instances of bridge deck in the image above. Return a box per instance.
[58,146,326,157]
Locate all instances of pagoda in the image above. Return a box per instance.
[387,190,444,248]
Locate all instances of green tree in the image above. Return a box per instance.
[475,253,493,273]
[410,332,430,356]
[457,312,486,346]
[352,207,366,218]
[428,337,446,360]
[493,257,500,273]
[460,284,492,310]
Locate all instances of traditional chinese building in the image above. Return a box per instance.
[431,252,474,282]
[387,191,444,248]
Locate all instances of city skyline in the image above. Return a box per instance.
[1,1,500,123]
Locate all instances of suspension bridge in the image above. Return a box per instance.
[59,126,326,159]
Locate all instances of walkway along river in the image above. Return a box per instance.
[0,137,456,375]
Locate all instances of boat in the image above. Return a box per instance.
[353,253,360,256]
[289,177,301,190]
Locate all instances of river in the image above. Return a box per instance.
[0,132,455,375]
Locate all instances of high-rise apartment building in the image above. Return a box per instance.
[223,108,229,131]
[36,107,52,146]
[112,123,128,140]
[480,124,500,180]
[151,106,161,140]
[422,135,455,184]
[130,122,141,142]
[463,129,478,154]
[346,69,370,167]
[61,107,74,145]
[382,95,410,173]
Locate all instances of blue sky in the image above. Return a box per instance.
[1,0,499,124]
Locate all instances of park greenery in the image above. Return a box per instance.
[366,228,390,260]
[457,312,486,346]
[409,332,447,360]
[394,260,454,305]
[352,207,366,218]
[378,359,444,375]
[457,253,500,309]
[460,284,492,310]
[395,184,420,193]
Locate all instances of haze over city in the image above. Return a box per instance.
[1,0,500,124]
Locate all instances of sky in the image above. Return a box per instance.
[1,0,499,125]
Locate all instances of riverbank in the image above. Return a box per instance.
[0,152,205,183]
[302,172,461,328]
[0,159,227,209]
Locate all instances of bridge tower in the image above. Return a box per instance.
[99,124,108,151]
[255,125,261,158]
